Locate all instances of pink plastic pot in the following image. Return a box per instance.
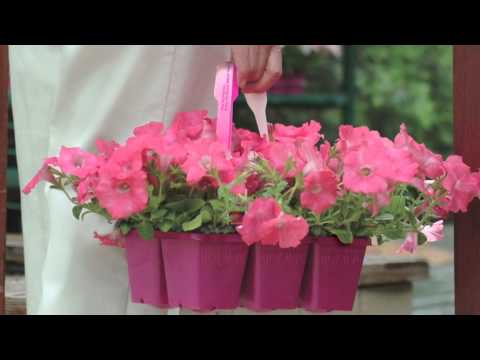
[300,237,370,313]
[241,241,310,311]
[160,232,249,312]
[125,231,169,308]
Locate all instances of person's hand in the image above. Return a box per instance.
[230,45,283,93]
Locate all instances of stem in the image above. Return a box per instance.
[53,176,77,205]
[61,188,76,205]
[285,185,297,205]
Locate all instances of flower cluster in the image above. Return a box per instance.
[24,110,480,252]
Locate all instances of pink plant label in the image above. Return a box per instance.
[214,62,239,151]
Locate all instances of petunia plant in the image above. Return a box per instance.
[23,110,480,253]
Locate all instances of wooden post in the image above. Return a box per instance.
[454,45,480,315]
[0,45,9,315]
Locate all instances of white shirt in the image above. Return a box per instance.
[10,45,229,314]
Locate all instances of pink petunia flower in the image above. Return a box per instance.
[433,205,450,219]
[230,183,248,196]
[261,213,310,249]
[231,173,265,196]
[230,151,250,174]
[102,144,144,180]
[343,135,418,194]
[421,220,444,243]
[144,135,183,171]
[272,121,323,145]
[233,128,264,155]
[166,110,216,144]
[237,198,309,248]
[95,170,148,219]
[22,157,59,195]
[384,146,419,184]
[245,174,264,195]
[337,125,383,155]
[133,121,164,137]
[394,124,444,179]
[441,155,479,213]
[94,229,126,248]
[343,144,392,194]
[398,232,418,254]
[473,172,480,203]
[76,175,100,204]
[237,198,282,245]
[58,147,98,179]
[298,142,328,176]
[259,141,304,178]
[473,171,480,193]
[368,191,392,216]
[150,141,180,172]
[96,139,120,162]
[128,129,188,171]
[181,140,235,186]
[301,170,338,215]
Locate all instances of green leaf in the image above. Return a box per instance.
[355,229,371,238]
[418,232,428,246]
[390,195,405,213]
[147,185,155,195]
[311,226,326,237]
[165,199,205,214]
[284,157,295,174]
[383,227,406,241]
[72,205,83,220]
[328,228,354,245]
[209,199,225,212]
[80,211,97,221]
[201,208,213,223]
[159,221,174,233]
[182,214,203,232]
[151,208,168,221]
[137,222,154,240]
[344,208,364,223]
[407,210,418,225]
[376,236,386,246]
[165,212,177,222]
[119,223,131,236]
[375,213,395,222]
[217,186,232,200]
[148,195,163,210]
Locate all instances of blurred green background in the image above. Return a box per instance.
[235,45,453,157]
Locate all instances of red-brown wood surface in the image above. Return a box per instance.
[0,45,9,315]
[454,45,480,315]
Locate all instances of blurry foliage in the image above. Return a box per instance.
[355,45,453,156]
[235,45,453,157]
[282,45,341,81]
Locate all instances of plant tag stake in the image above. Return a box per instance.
[244,92,270,141]
[214,62,239,151]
